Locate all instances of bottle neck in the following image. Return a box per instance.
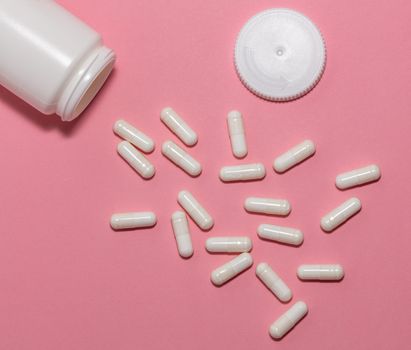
[56,46,115,121]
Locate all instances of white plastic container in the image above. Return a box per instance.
[0,0,116,121]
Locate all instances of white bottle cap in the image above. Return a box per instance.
[234,8,326,101]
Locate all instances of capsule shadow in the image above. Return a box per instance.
[219,175,266,184]
[210,265,253,288]
[320,209,362,234]
[114,138,156,155]
[269,312,309,341]
[110,224,157,232]
[182,140,198,148]
[258,236,303,248]
[161,154,202,178]
[113,132,156,155]
[205,249,253,256]
[190,223,213,232]
[297,276,345,283]
[273,152,316,174]
[178,253,194,260]
[335,178,381,191]
[245,210,291,219]
[178,170,202,178]
[117,157,156,181]
[257,279,292,304]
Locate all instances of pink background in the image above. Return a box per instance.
[1,0,411,349]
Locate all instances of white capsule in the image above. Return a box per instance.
[297,264,344,281]
[117,141,155,179]
[160,107,198,146]
[177,190,214,230]
[110,212,157,230]
[321,197,361,232]
[244,197,291,216]
[211,253,253,286]
[257,224,303,246]
[113,119,155,153]
[269,301,308,339]
[162,140,202,177]
[336,164,381,190]
[219,163,266,182]
[171,211,193,258]
[256,263,292,302]
[206,237,252,253]
[273,140,316,173]
[227,110,247,158]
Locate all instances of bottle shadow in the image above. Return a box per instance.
[0,68,116,137]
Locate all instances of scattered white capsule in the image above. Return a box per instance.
[256,263,292,302]
[273,140,316,173]
[162,140,202,177]
[227,110,247,158]
[244,197,291,216]
[297,264,344,281]
[336,164,381,190]
[257,224,303,246]
[110,212,157,230]
[117,141,155,179]
[269,301,308,339]
[160,107,198,146]
[171,211,193,258]
[211,253,253,286]
[206,237,252,253]
[219,163,266,182]
[177,190,214,230]
[113,119,155,153]
[321,197,361,232]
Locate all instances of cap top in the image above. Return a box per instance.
[234,8,326,101]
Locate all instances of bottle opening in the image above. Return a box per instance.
[72,60,114,120]
[58,46,116,122]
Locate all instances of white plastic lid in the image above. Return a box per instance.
[234,8,326,101]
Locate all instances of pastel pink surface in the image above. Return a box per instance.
[0,0,410,349]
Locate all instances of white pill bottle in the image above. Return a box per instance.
[0,0,115,121]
